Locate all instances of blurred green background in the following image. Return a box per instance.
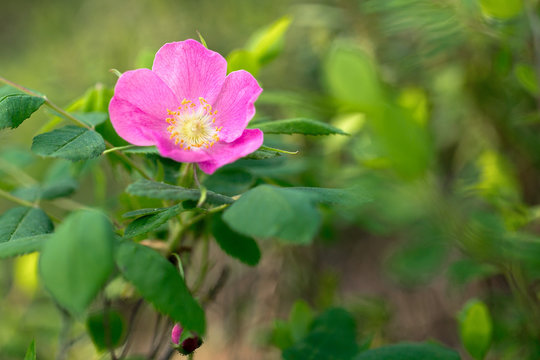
[3,0,540,359]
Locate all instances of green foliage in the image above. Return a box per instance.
[39,210,115,315]
[288,300,314,342]
[458,299,492,360]
[23,340,36,360]
[227,15,292,75]
[115,241,205,334]
[479,0,523,19]
[126,179,234,205]
[211,214,261,266]
[0,207,53,242]
[0,234,49,259]
[223,185,321,244]
[354,342,460,360]
[244,146,284,160]
[124,203,184,238]
[515,64,538,95]
[203,168,254,196]
[31,125,106,161]
[282,308,359,360]
[0,86,45,130]
[254,118,347,136]
[86,310,125,351]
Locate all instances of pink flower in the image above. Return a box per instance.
[109,39,264,174]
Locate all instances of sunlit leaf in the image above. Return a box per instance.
[459,299,492,360]
[480,0,523,19]
[23,340,36,360]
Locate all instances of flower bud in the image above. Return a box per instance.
[171,323,203,355]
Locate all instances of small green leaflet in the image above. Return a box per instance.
[0,207,53,242]
[115,241,206,335]
[253,118,347,136]
[0,234,50,259]
[0,86,45,130]
[124,204,184,238]
[283,308,358,360]
[126,179,234,205]
[39,210,115,315]
[86,310,126,351]
[24,340,36,360]
[32,125,106,161]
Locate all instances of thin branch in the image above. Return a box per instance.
[119,299,144,359]
[0,76,152,180]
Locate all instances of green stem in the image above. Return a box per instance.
[103,145,138,154]
[167,204,229,253]
[192,235,210,294]
[0,188,36,208]
[55,307,72,360]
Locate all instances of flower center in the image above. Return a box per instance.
[165,97,222,150]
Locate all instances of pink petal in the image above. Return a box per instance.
[109,69,178,146]
[198,129,264,174]
[213,70,262,142]
[152,40,227,104]
[171,324,183,345]
[154,131,212,163]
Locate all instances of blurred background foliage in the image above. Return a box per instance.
[3,0,540,359]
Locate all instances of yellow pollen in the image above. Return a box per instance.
[165,97,222,150]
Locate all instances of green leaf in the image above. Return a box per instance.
[0,234,50,258]
[288,300,314,342]
[0,86,45,130]
[74,112,108,127]
[126,179,234,205]
[244,146,283,160]
[39,210,115,315]
[32,125,106,161]
[222,185,321,244]
[283,308,358,360]
[354,342,460,360]
[269,320,294,350]
[325,45,384,112]
[211,214,261,266]
[124,204,184,238]
[24,340,36,360]
[0,207,53,242]
[122,207,171,218]
[115,241,205,334]
[227,49,260,75]
[480,0,523,19]
[246,15,293,65]
[253,118,347,136]
[458,299,492,360]
[204,168,254,196]
[515,63,538,95]
[87,310,125,351]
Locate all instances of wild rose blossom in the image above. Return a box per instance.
[109,39,263,174]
